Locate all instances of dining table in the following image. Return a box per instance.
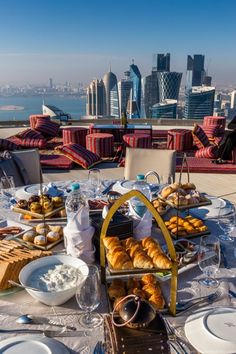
[0,180,236,354]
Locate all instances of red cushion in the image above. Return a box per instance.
[40,154,74,169]
[8,136,47,148]
[192,124,210,149]
[195,145,218,159]
[56,143,101,169]
[0,138,21,151]
[17,128,45,140]
[35,118,60,137]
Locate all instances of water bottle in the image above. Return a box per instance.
[131,174,151,218]
[65,183,87,222]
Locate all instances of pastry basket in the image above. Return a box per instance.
[100,189,178,316]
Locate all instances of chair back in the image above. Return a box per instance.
[124,148,176,182]
[12,149,42,185]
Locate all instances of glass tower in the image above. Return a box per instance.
[151,99,177,118]
[184,86,215,119]
[129,63,142,118]
[186,55,205,89]
[157,72,182,102]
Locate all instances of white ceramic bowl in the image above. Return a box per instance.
[19,255,88,306]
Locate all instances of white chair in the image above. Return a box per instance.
[12,149,43,185]
[124,148,176,182]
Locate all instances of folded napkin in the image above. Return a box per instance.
[64,205,95,263]
[128,201,152,240]
[41,182,64,197]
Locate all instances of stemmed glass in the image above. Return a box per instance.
[218,202,236,242]
[88,169,101,199]
[198,235,221,287]
[76,265,103,328]
[1,176,15,196]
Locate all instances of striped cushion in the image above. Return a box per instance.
[0,138,21,151]
[56,143,101,169]
[195,145,218,159]
[8,136,47,148]
[35,118,60,137]
[17,128,45,140]
[192,124,210,149]
[29,114,50,129]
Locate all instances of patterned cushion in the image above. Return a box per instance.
[195,145,219,159]
[35,118,60,137]
[0,138,21,151]
[17,128,45,140]
[192,124,210,149]
[8,136,47,149]
[56,143,101,169]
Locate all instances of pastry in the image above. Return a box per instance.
[107,251,133,270]
[161,186,174,199]
[42,201,53,214]
[39,194,51,205]
[126,277,141,290]
[51,196,64,208]
[22,230,36,242]
[103,237,120,250]
[141,273,157,286]
[153,253,172,269]
[49,225,63,236]
[108,284,126,301]
[47,231,60,243]
[127,243,143,258]
[16,199,28,209]
[28,195,40,204]
[181,182,196,190]
[128,287,146,298]
[36,223,50,234]
[133,252,154,269]
[29,202,42,213]
[34,235,47,245]
[142,283,161,298]
[149,294,165,310]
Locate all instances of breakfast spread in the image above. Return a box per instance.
[103,236,172,271]
[152,198,168,214]
[21,223,63,247]
[165,215,208,237]
[0,240,51,290]
[159,182,209,207]
[108,273,165,311]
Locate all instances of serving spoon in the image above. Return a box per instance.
[8,280,42,292]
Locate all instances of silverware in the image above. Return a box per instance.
[163,319,189,354]
[8,280,41,292]
[175,290,221,313]
[102,181,116,195]
[0,328,88,338]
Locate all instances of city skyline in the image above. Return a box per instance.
[0,0,236,87]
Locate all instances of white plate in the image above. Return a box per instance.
[185,307,236,354]
[0,335,70,354]
[191,196,227,219]
[0,219,33,240]
[112,180,160,195]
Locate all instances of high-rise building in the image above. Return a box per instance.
[157,72,182,102]
[152,53,170,72]
[230,90,236,109]
[118,72,132,117]
[183,86,215,119]
[151,99,177,118]
[186,55,205,89]
[103,70,118,116]
[86,79,106,116]
[129,63,142,118]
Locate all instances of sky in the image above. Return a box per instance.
[0,0,236,88]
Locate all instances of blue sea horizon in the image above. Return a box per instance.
[0,95,86,122]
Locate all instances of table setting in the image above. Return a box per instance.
[0,171,236,353]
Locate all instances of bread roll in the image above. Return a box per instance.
[34,235,47,246]
[22,230,36,242]
[47,231,60,243]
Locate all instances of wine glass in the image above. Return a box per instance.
[76,265,103,328]
[218,202,236,242]
[1,175,16,199]
[88,169,101,199]
[198,235,220,287]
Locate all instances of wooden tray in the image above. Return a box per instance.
[170,228,210,239]
[12,205,65,219]
[14,235,64,251]
[158,195,212,210]
[104,313,170,354]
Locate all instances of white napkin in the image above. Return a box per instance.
[64,205,95,263]
[129,204,152,240]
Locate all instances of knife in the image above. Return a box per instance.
[220,244,230,269]
[0,329,89,337]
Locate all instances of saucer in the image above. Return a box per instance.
[185,307,236,353]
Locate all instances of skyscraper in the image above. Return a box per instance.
[152,53,170,72]
[230,90,236,109]
[184,86,215,119]
[103,70,118,116]
[49,78,53,89]
[186,55,205,89]
[118,72,132,117]
[151,99,177,118]
[86,79,106,116]
[129,63,142,118]
[157,72,182,102]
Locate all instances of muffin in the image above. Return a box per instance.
[29,202,42,214]
[47,231,60,243]
[22,230,36,242]
[52,196,64,208]
[34,235,47,246]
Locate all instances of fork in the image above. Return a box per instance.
[176,290,221,314]
[163,319,189,354]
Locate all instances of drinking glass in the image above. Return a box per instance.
[76,265,103,328]
[88,168,101,199]
[1,176,15,197]
[198,235,220,287]
[218,202,235,242]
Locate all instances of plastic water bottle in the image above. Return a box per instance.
[131,174,151,218]
[65,183,86,222]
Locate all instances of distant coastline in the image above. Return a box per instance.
[0,105,24,111]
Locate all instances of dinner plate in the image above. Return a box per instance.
[112,180,160,195]
[191,195,227,219]
[0,335,70,354]
[0,219,33,240]
[185,307,236,353]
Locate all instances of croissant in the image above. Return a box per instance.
[107,251,133,270]
[141,236,154,249]
[141,273,157,286]
[128,287,146,299]
[153,253,172,269]
[142,283,161,298]
[122,237,139,249]
[133,252,154,269]
[149,293,165,310]
[126,277,141,290]
[108,284,126,301]
[127,244,143,259]
[107,245,125,255]
[146,244,163,258]
[103,237,120,250]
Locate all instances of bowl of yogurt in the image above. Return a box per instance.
[19,255,89,306]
